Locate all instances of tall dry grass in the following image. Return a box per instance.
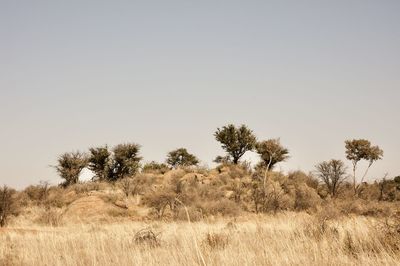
[0,212,399,266]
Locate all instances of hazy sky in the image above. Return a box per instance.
[1,1,399,188]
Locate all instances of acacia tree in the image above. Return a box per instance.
[166,148,199,168]
[88,146,111,181]
[256,139,289,171]
[214,124,257,164]
[108,143,142,181]
[55,151,88,187]
[345,139,383,195]
[255,138,289,190]
[315,159,347,197]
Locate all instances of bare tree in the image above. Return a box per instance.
[315,159,347,197]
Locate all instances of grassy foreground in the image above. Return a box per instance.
[1,213,399,266]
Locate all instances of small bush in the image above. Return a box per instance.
[294,184,321,211]
[203,232,230,249]
[200,199,240,217]
[134,228,161,248]
[35,207,63,226]
[142,161,169,174]
[23,181,50,203]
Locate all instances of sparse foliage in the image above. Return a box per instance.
[315,159,347,197]
[214,124,257,164]
[345,139,383,195]
[55,152,88,187]
[166,148,199,168]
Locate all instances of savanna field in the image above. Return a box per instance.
[3,0,400,265]
[1,165,400,266]
[1,126,399,265]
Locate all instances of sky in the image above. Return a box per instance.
[1,0,399,189]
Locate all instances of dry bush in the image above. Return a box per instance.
[0,186,18,227]
[99,193,123,205]
[174,206,203,221]
[68,181,109,194]
[199,198,240,217]
[118,177,139,197]
[43,187,67,208]
[303,217,339,241]
[134,228,161,248]
[193,165,210,176]
[35,207,63,226]
[107,208,133,218]
[287,171,319,190]
[217,163,252,179]
[294,184,321,211]
[314,202,342,221]
[376,214,400,251]
[22,183,70,208]
[23,181,50,203]
[203,232,230,249]
[252,176,294,213]
[143,190,177,219]
[132,174,160,195]
[142,161,169,174]
[337,199,393,217]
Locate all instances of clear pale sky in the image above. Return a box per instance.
[1,1,399,189]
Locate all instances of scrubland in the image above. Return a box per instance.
[1,165,400,265]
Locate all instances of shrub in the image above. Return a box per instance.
[294,184,321,211]
[203,232,230,249]
[142,161,169,174]
[23,181,50,203]
[118,177,144,197]
[55,151,88,187]
[0,186,17,227]
[199,198,240,216]
[143,190,177,219]
[166,148,199,168]
[134,228,161,248]
[35,207,63,226]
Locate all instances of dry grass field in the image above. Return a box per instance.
[1,212,399,266]
[1,165,400,265]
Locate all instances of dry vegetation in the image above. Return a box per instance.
[1,213,399,266]
[1,165,400,265]
[1,126,399,265]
